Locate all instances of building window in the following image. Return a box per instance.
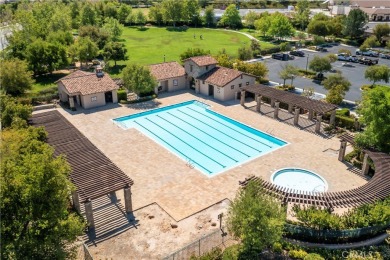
[231,85,234,89]
[206,66,209,70]
[173,79,178,86]
[190,65,193,72]
[202,80,205,84]
[217,87,221,93]
[246,82,250,85]
[239,83,242,88]
[91,96,97,102]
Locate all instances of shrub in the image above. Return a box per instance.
[31,93,59,104]
[336,115,355,130]
[289,249,308,259]
[304,253,325,260]
[313,35,325,45]
[16,97,32,105]
[222,244,240,260]
[190,247,222,260]
[336,108,350,117]
[117,89,127,101]
[38,86,58,95]
[260,46,281,55]
[272,242,283,253]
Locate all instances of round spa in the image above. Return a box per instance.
[271,168,328,193]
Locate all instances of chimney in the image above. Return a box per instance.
[95,65,104,78]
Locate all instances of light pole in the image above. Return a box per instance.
[163,54,166,62]
[291,74,295,87]
[305,54,310,75]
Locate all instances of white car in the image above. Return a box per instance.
[337,54,358,62]
[355,49,379,57]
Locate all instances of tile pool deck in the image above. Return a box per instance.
[55,91,367,221]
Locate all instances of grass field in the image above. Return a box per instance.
[109,27,273,76]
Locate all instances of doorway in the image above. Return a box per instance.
[105,91,113,103]
[208,84,214,96]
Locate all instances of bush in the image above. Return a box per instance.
[313,35,325,45]
[272,242,283,254]
[16,97,32,105]
[336,115,355,130]
[38,86,58,95]
[117,89,127,101]
[119,94,156,104]
[260,46,281,55]
[190,247,222,260]
[222,244,240,260]
[336,108,350,117]
[304,253,325,260]
[289,249,308,259]
[31,93,59,104]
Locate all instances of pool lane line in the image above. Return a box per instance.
[186,106,273,149]
[156,114,239,162]
[133,120,213,174]
[177,109,263,153]
[144,117,226,168]
[166,111,251,158]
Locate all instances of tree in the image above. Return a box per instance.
[293,0,310,30]
[72,37,99,65]
[149,3,164,26]
[214,52,234,68]
[244,11,260,29]
[279,64,299,86]
[80,4,97,26]
[103,17,124,41]
[204,5,215,27]
[365,65,390,86]
[162,0,183,27]
[237,46,252,61]
[356,88,390,152]
[0,59,34,96]
[227,181,286,254]
[307,20,329,38]
[103,2,118,19]
[180,48,210,61]
[78,25,111,49]
[326,54,338,63]
[254,13,271,37]
[250,39,261,56]
[183,0,201,26]
[328,15,346,37]
[309,55,332,75]
[338,48,352,56]
[360,35,380,50]
[0,95,32,128]
[49,7,72,33]
[1,126,84,259]
[322,74,351,91]
[135,10,146,26]
[104,42,128,67]
[326,85,345,104]
[218,4,242,29]
[342,9,368,39]
[373,23,390,42]
[123,64,158,95]
[268,12,294,39]
[234,60,268,80]
[118,4,132,24]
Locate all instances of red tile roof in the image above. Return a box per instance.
[351,0,390,8]
[57,70,118,96]
[149,61,186,81]
[184,55,218,66]
[197,66,254,87]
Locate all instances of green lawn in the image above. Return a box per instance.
[109,27,271,76]
[30,72,69,95]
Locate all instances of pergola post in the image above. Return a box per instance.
[315,115,322,133]
[354,118,360,131]
[330,110,336,126]
[69,96,75,109]
[294,108,300,126]
[338,141,347,162]
[288,103,293,113]
[84,199,95,228]
[240,90,246,106]
[124,185,133,213]
[271,98,275,108]
[308,110,314,120]
[274,101,280,119]
[109,191,117,202]
[362,153,370,175]
[71,190,81,213]
[256,95,262,112]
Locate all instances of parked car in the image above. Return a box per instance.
[315,46,328,52]
[319,43,333,48]
[272,53,290,61]
[290,50,305,57]
[341,62,354,67]
[355,49,379,57]
[379,53,390,59]
[358,57,379,65]
[337,54,358,62]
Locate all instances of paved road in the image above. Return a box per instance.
[263,45,390,101]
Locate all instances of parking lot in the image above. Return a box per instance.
[264,44,390,102]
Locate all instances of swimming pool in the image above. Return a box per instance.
[271,168,328,193]
[113,100,287,176]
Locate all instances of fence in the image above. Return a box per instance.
[284,223,390,243]
[163,227,236,260]
[76,242,93,260]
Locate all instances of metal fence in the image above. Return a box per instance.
[76,242,93,260]
[163,228,235,260]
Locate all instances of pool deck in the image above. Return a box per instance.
[55,91,367,221]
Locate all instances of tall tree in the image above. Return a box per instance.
[373,23,390,42]
[356,88,390,152]
[218,4,242,29]
[293,0,310,30]
[307,20,329,38]
[183,0,201,26]
[122,64,157,95]
[0,59,34,96]
[118,4,132,24]
[204,5,215,27]
[1,126,84,259]
[322,74,351,104]
[149,3,164,26]
[309,55,332,76]
[365,65,390,86]
[162,0,183,27]
[103,17,124,41]
[244,11,260,29]
[104,42,128,67]
[80,4,97,26]
[268,12,294,39]
[78,25,111,50]
[72,37,99,65]
[254,12,271,37]
[342,9,368,39]
[103,2,118,19]
[227,181,286,255]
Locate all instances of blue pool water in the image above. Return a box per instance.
[271,168,328,193]
[113,100,287,176]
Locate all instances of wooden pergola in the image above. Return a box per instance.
[30,111,134,228]
[240,84,338,133]
[240,133,390,209]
